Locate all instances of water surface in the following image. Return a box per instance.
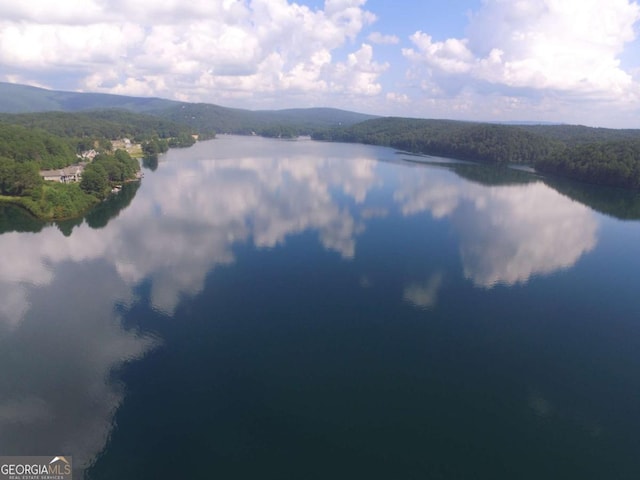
[1,136,639,479]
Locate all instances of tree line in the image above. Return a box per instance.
[312,117,640,189]
[80,149,140,198]
[313,118,561,164]
[0,110,196,148]
[0,110,198,219]
[0,122,75,169]
[535,140,640,189]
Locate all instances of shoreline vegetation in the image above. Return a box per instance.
[0,83,638,193]
[311,118,640,190]
[0,110,198,220]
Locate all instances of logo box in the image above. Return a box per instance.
[0,456,72,480]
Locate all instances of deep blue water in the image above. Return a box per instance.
[1,136,640,479]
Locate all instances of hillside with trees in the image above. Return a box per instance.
[0,82,376,138]
[535,140,640,189]
[0,110,196,152]
[519,124,640,146]
[3,82,640,191]
[313,117,640,189]
[0,109,197,220]
[313,117,562,165]
[0,81,180,114]
[0,122,76,169]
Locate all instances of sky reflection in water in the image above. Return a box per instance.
[0,136,607,476]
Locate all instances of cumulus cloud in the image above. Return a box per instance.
[367,31,399,45]
[403,0,640,113]
[332,43,388,95]
[0,0,384,105]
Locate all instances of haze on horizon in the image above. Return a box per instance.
[1,0,640,128]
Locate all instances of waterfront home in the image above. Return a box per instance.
[40,165,84,183]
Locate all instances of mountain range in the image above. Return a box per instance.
[0,82,376,135]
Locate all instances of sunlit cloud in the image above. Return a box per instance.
[367,31,399,45]
[0,0,382,107]
[401,0,640,125]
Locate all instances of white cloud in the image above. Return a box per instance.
[332,43,388,95]
[0,0,383,105]
[386,92,410,104]
[368,31,399,45]
[403,0,640,111]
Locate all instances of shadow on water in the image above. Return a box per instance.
[450,163,538,187]
[402,157,538,187]
[542,176,640,220]
[407,157,640,220]
[84,182,141,230]
[0,203,46,234]
[0,182,141,236]
[142,155,158,172]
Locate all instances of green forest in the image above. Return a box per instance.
[535,140,640,189]
[0,110,197,220]
[312,117,640,189]
[313,118,560,164]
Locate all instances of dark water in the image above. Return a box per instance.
[1,136,640,479]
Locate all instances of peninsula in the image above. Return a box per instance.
[0,110,196,220]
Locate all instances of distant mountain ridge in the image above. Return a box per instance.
[0,82,376,135]
[0,82,180,113]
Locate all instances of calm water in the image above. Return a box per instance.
[1,136,640,479]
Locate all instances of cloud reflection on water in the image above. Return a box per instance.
[403,272,444,309]
[0,140,381,474]
[394,165,598,287]
[0,138,603,474]
[0,261,156,474]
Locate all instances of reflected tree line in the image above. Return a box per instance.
[406,159,640,220]
[4,158,640,239]
[1,182,140,236]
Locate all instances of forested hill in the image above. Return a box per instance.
[536,140,640,189]
[0,110,197,147]
[519,124,640,146]
[0,122,76,169]
[0,82,180,113]
[312,117,561,164]
[158,104,376,138]
[0,82,376,136]
[312,117,640,189]
[0,109,199,220]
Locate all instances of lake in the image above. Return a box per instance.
[1,136,640,479]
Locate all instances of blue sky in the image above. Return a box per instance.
[1,0,640,127]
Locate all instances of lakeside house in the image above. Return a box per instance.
[112,138,132,150]
[40,164,84,183]
[77,149,98,161]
